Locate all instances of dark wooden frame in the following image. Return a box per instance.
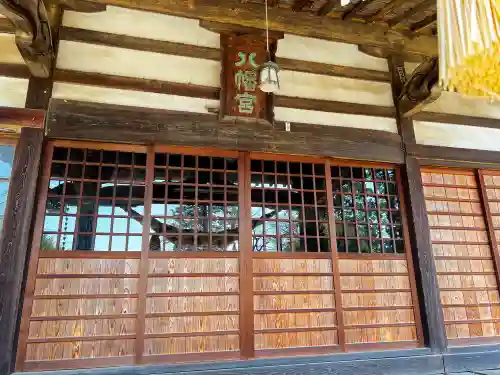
[0,129,43,375]
[388,54,447,353]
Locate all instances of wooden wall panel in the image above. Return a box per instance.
[253,257,339,353]
[26,340,135,361]
[255,330,338,350]
[144,257,240,358]
[144,335,240,356]
[34,278,139,296]
[339,258,417,346]
[23,256,139,366]
[144,315,239,334]
[31,298,138,317]
[254,294,335,310]
[37,259,140,275]
[422,169,500,343]
[146,296,239,314]
[147,276,238,294]
[29,318,136,338]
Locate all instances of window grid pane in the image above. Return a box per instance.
[331,166,404,255]
[152,153,239,252]
[251,159,329,253]
[42,147,147,251]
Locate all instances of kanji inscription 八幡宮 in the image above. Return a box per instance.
[220,34,273,122]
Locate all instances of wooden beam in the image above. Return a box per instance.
[274,96,395,118]
[388,0,434,28]
[0,0,60,77]
[58,26,390,82]
[60,26,221,59]
[358,44,426,63]
[199,21,284,40]
[58,0,106,12]
[408,143,500,166]
[388,55,447,353]
[54,69,220,100]
[0,127,43,375]
[83,0,437,58]
[0,64,30,79]
[25,76,53,109]
[412,112,500,129]
[277,57,390,82]
[0,17,13,33]
[46,99,404,163]
[0,107,45,128]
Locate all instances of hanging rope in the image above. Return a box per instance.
[438,0,500,99]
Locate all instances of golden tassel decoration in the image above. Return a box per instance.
[438,0,500,99]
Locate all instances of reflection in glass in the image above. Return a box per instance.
[332,165,405,255]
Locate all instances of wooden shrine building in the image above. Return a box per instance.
[2,1,500,375]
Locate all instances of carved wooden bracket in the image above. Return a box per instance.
[399,56,440,117]
[0,0,55,77]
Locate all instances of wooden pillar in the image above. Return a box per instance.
[388,56,447,353]
[0,127,44,375]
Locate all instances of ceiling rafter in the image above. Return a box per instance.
[317,0,340,16]
[367,0,408,22]
[411,13,437,34]
[342,0,375,20]
[291,0,313,12]
[388,0,434,28]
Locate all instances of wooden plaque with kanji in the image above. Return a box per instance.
[220,34,272,123]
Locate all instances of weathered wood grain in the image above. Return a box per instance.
[0,107,44,128]
[46,100,404,163]
[0,128,43,375]
[25,76,55,110]
[389,53,447,352]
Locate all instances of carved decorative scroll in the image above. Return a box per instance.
[0,0,54,77]
[399,57,441,117]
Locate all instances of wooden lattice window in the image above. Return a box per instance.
[250,158,329,252]
[331,165,404,254]
[152,152,239,251]
[42,147,147,251]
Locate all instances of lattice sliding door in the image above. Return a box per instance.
[422,169,500,343]
[333,165,421,348]
[142,149,242,361]
[249,156,341,355]
[19,144,148,371]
